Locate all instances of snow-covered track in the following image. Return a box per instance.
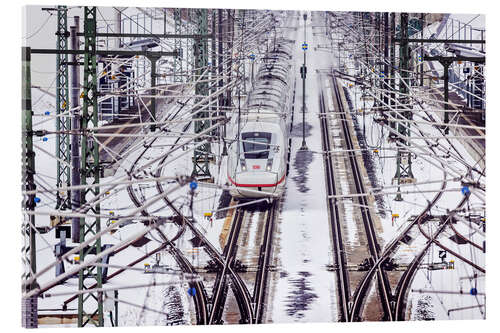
[125,117,210,325]
[393,196,469,320]
[153,146,255,324]
[253,200,278,323]
[328,76,393,321]
[319,89,350,322]
[208,207,254,324]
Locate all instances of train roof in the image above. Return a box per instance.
[242,24,294,119]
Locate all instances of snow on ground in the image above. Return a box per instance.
[269,11,337,324]
[26,6,242,326]
[336,13,485,320]
[29,5,263,326]
[33,88,199,327]
[27,8,485,327]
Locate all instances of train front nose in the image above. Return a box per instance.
[231,171,279,198]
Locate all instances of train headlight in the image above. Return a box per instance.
[266,158,273,171]
[240,158,247,171]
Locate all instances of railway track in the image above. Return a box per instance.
[122,97,223,324]
[384,92,485,319]
[150,55,293,324]
[329,76,394,321]
[156,192,255,324]
[393,195,475,320]
[322,73,478,322]
[386,99,486,319]
[326,14,485,322]
[153,145,255,324]
[203,199,279,324]
[195,199,279,324]
[126,108,274,325]
[319,89,350,322]
[126,147,210,325]
[253,200,278,323]
[126,87,272,324]
[335,80,457,321]
[326,72,478,322]
[208,207,249,324]
[59,102,205,318]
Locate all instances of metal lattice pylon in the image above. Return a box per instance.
[394,12,414,201]
[21,46,38,328]
[236,10,247,94]
[78,6,104,327]
[185,9,194,80]
[56,5,71,210]
[192,8,212,179]
[173,8,183,83]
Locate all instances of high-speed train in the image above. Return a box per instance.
[227,34,296,199]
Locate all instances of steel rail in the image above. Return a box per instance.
[124,102,210,324]
[346,139,448,322]
[330,76,393,321]
[208,208,248,324]
[448,221,484,252]
[330,17,486,181]
[149,62,258,323]
[127,188,208,324]
[330,12,484,322]
[127,170,209,325]
[155,156,255,324]
[393,216,449,321]
[346,116,448,323]
[393,196,470,320]
[319,89,351,321]
[253,201,278,323]
[415,210,485,273]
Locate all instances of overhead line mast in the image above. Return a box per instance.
[55,5,71,210]
[21,46,38,329]
[78,6,104,327]
[191,8,213,180]
[393,13,415,201]
[173,8,183,83]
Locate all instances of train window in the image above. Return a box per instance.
[241,132,272,159]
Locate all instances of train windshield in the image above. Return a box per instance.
[241,132,272,159]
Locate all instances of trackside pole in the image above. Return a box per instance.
[300,13,308,151]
